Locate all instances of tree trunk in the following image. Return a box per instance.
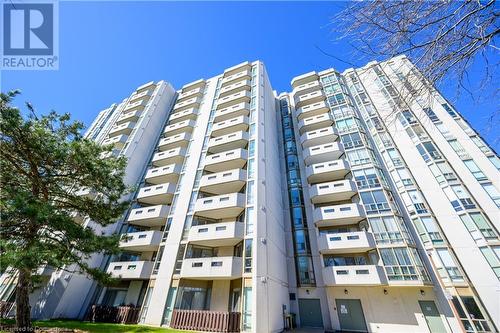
[15,269,32,330]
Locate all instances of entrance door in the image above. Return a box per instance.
[298,298,324,328]
[336,299,368,332]
[419,301,447,333]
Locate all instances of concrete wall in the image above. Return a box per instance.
[326,286,451,333]
[253,63,290,333]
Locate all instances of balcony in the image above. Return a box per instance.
[219,79,251,98]
[127,204,169,227]
[296,101,329,120]
[317,231,376,254]
[291,71,318,89]
[181,79,206,92]
[221,68,252,87]
[204,148,248,173]
[107,261,153,280]
[207,131,248,154]
[100,149,121,159]
[216,90,251,110]
[173,96,202,112]
[116,110,141,125]
[136,183,175,205]
[309,180,357,204]
[188,221,244,247]
[171,310,240,333]
[323,265,387,286]
[119,230,163,252]
[211,115,249,137]
[303,142,344,165]
[158,132,191,151]
[129,89,152,102]
[145,164,181,185]
[152,147,186,166]
[300,127,339,148]
[102,134,128,149]
[194,193,245,219]
[306,159,350,184]
[136,81,156,93]
[293,80,322,96]
[168,108,198,124]
[214,102,250,123]
[177,87,203,102]
[199,168,246,194]
[298,113,333,134]
[314,203,366,227]
[124,99,147,113]
[163,119,196,137]
[180,257,243,280]
[108,122,135,137]
[294,90,325,108]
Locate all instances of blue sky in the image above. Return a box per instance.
[1,1,498,149]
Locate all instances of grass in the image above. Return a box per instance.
[0,319,187,333]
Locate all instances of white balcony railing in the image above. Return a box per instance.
[188,221,244,247]
[107,261,153,280]
[317,231,376,254]
[119,230,163,252]
[194,193,245,219]
[204,148,248,173]
[322,265,387,286]
[314,203,366,227]
[309,180,357,204]
[127,204,169,226]
[180,257,243,280]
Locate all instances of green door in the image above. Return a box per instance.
[336,299,368,332]
[298,298,324,328]
[419,301,447,333]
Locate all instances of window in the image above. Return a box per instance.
[390,168,413,187]
[346,148,371,166]
[488,156,500,170]
[444,186,473,211]
[448,139,469,158]
[341,132,363,149]
[460,213,497,239]
[369,216,408,244]
[405,190,428,214]
[479,247,500,278]
[297,256,316,285]
[245,207,254,235]
[436,248,464,282]
[463,160,487,181]
[242,288,252,330]
[441,103,457,117]
[482,183,500,208]
[380,247,419,280]
[360,190,391,214]
[353,168,380,189]
[244,239,253,273]
[452,185,476,210]
[423,107,439,123]
[413,216,444,245]
[471,136,490,153]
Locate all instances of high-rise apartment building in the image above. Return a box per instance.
[1,56,499,333]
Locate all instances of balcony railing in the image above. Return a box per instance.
[87,305,140,324]
[171,309,240,333]
[214,102,250,123]
[322,265,387,286]
[306,159,350,184]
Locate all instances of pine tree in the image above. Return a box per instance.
[0,91,130,329]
